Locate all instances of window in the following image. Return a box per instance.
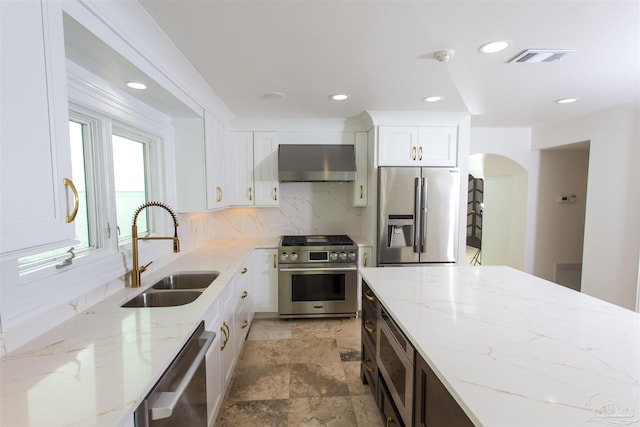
[112,132,150,242]
[19,105,163,280]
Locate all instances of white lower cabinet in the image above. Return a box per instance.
[203,254,256,426]
[252,248,279,313]
[234,254,254,352]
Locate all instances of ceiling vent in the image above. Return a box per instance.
[508,49,575,63]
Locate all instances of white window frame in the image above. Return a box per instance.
[4,63,176,330]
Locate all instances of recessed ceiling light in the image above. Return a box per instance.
[555,97,577,104]
[478,40,511,54]
[424,96,443,102]
[126,81,147,90]
[330,93,350,101]
[260,92,287,100]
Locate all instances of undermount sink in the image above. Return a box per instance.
[121,271,219,308]
[150,271,219,290]
[121,290,203,308]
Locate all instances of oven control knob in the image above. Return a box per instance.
[339,252,347,261]
[280,252,289,262]
[348,251,357,261]
[330,252,338,261]
[290,252,298,261]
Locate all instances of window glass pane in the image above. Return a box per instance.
[112,134,147,240]
[69,121,91,248]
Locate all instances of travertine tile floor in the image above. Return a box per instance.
[215,317,384,427]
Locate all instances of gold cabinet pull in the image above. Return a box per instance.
[364,320,374,334]
[418,146,423,161]
[273,253,277,268]
[242,319,249,329]
[63,178,79,223]
[241,290,248,299]
[360,185,364,199]
[412,146,417,161]
[216,186,223,203]
[364,290,376,302]
[364,359,374,373]
[363,252,368,267]
[241,267,248,274]
[273,186,278,201]
[386,416,395,427]
[248,187,253,201]
[220,322,229,350]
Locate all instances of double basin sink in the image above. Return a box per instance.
[121,271,219,308]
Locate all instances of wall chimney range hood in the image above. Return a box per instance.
[278,144,357,182]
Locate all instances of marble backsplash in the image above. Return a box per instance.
[179,182,369,251]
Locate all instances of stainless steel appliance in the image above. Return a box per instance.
[278,235,358,318]
[134,322,215,427]
[377,305,415,426]
[378,167,460,265]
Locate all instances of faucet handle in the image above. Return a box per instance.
[140,261,153,273]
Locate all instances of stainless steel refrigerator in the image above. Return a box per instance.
[377,167,460,265]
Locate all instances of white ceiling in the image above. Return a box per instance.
[137,0,639,127]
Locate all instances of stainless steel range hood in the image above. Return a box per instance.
[278,144,356,182]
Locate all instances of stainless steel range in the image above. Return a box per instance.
[278,235,358,318]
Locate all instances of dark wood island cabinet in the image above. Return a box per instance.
[362,279,475,427]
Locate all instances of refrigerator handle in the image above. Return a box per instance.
[420,177,427,253]
[413,177,421,253]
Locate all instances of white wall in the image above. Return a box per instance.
[533,148,589,283]
[482,173,527,270]
[532,102,640,310]
[469,128,539,273]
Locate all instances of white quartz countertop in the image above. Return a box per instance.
[0,237,278,427]
[360,266,640,427]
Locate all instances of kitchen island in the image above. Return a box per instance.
[360,266,639,426]
[0,237,278,426]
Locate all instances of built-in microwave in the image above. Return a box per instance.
[377,306,415,426]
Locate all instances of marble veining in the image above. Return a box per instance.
[0,237,278,427]
[361,265,640,427]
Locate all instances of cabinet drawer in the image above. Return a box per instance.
[362,282,379,345]
[380,378,405,427]
[361,331,378,397]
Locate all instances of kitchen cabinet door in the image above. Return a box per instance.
[205,112,228,210]
[1,0,75,253]
[228,132,254,206]
[377,126,418,166]
[417,126,457,167]
[414,354,474,427]
[218,293,237,395]
[252,248,279,313]
[174,111,228,212]
[352,132,368,206]
[253,132,279,206]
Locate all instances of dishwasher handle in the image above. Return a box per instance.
[150,330,216,420]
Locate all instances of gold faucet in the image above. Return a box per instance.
[131,201,180,288]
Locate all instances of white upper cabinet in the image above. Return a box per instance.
[253,132,279,206]
[228,132,254,206]
[352,131,369,206]
[205,112,228,210]
[1,0,74,254]
[228,131,279,207]
[175,111,228,212]
[417,127,458,166]
[378,126,457,167]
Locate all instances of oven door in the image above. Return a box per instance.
[278,266,357,317]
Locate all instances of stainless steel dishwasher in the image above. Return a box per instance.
[134,322,215,427]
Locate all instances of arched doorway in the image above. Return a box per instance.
[467,154,528,270]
